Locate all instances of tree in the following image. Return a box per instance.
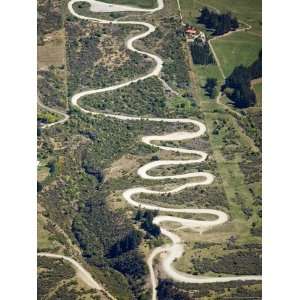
[48,161,57,175]
[37,127,42,137]
[135,207,143,221]
[205,78,217,89]
[37,181,43,192]
[151,155,159,161]
[204,78,218,99]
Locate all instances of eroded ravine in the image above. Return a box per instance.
[38,1,261,299]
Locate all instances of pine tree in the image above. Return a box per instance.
[135,207,143,221]
[37,181,43,192]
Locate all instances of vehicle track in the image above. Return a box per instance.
[38,1,262,299]
[37,98,69,129]
[37,253,117,300]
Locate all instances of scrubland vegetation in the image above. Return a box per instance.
[65,17,154,95]
[140,16,190,90]
[37,0,64,45]
[158,279,261,299]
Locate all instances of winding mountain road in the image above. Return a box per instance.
[37,253,117,300]
[37,98,69,129]
[39,1,261,299]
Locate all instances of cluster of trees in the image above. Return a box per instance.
[190,38,215,65]
[109,231,142,257]
[71,194,147,296]
[204,78,218,98]
[223,50,262,108]
[135,209,161,237]
[197,7,239,35]
[157,280,192,300]
[110,250,146,281]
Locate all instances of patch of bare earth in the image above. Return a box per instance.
[38,29,65,69]
[105,154,140,179]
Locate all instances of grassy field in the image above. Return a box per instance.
[193,64,223,100]
[211,31,262,77]
[253,80,262,106]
